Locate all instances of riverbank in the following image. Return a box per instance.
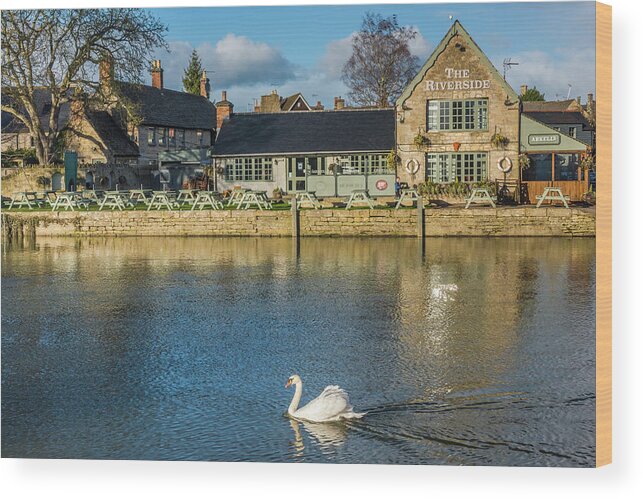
[2,205,595,239]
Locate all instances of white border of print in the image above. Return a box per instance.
[1,1,642,498]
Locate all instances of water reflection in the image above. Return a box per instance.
[2,236,596,466]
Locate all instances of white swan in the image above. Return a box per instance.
[285,374,366,423]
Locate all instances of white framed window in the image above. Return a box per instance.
[426,152,487,183]
[147,127,155,146]
[427,99,489,132]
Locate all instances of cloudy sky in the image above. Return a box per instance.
[149,1,596,110]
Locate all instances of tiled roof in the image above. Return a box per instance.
[85,111,139,157]
[213,109,395,156]
[116,82,217,130]
[521,99,579,112]
[523,111,593,130]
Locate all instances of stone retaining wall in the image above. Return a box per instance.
[2,206,595,239]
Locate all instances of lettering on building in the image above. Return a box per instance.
[425,68,491,92]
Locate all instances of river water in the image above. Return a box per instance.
[1,236,595,466]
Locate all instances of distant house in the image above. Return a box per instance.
[2,59,217,172]
[213,108,395,196]
[1,89,71,164]
[254,91,312,112]
[520,90,596,147]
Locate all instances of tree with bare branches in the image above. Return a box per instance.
[341,13,420,108]
[1,9,167,165]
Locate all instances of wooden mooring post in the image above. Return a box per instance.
[291,198,299,238]
[416,195,425,238]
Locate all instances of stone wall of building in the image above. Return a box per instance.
[2,207,595,239]
[396,26,520,187]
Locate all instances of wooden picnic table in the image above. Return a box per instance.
[465,188,496,209]
[51,192,90,211]
[8,191,41,209]
[237,190,271,210]
[346,189,375,209]
[98,191,130,211]
[227,188,250,207]
[147,190,178,211]
[191,191,224,211]
[177,189,200,206]
[294,191,321,209]
[536,187,570,208]
[395,188,420,209]
[128,189,153,205]
[37,190,58,207]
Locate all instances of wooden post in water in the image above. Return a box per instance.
[416,195,424,238]
[291,197,299,238]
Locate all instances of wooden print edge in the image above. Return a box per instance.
[595,1,612,468]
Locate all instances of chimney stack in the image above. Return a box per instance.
[200,70,211,99]
[215,90,233,130]
[334,96,345,110]
[151,60,164,89]
[520,84,528,96]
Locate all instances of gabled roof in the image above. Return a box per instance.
[1,88,71,133]
[85,111,139,157]
[280,93,311,111]
[116,82,217,130]
[520,115,589,152]
[396,20,519,107]
[214,109,395,156]
[523,111,594,130]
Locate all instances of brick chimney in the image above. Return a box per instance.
[200,70,210,99]
[215,90,233,130]
[334,96,345,110]
[99,56,114,86]
[520,84,528,96]
[151,60,164,89]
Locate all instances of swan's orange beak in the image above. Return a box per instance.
[285,379,292,388]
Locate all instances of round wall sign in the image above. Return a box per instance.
[375,180,388,190]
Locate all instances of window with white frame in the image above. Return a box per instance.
[426,152,487,182]
[147,127,155,146]
[426,99,488,131]
[225,157,273,181]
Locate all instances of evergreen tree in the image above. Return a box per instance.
[182,49,203,95]
[521,87,546,101]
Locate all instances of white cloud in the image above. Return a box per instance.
[503,48,596,101]
[155,35,297,93]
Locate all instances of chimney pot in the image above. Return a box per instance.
[200,71,210,99]
[520,84,528,96]
[222,90,227,101]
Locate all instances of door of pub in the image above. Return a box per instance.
[288,157,307,192]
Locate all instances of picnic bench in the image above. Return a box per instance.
[128,189,152,206]
[395,188,420,209]
[465,188,497,209]
[147,191,179,211]
[99,191,130,211]
[346,189,375,209]
[8,191,41,209]
[536,187,570,209]
[191,191,224,211]
[227,188,250,207]
[177,189,200,207]
[237,190,271,210]
[293,191,321,209]
[52,192,90,211]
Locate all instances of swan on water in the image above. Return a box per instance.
[285,374,365,423]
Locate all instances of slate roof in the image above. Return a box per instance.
[523,111,594,130]
[213,109,395,156]
[85,111,139,157]
[116,82,217,130]
[1,88,71,133]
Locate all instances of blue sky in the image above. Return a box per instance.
[149,2,596,110]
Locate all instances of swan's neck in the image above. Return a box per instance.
[288,381,303,415]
